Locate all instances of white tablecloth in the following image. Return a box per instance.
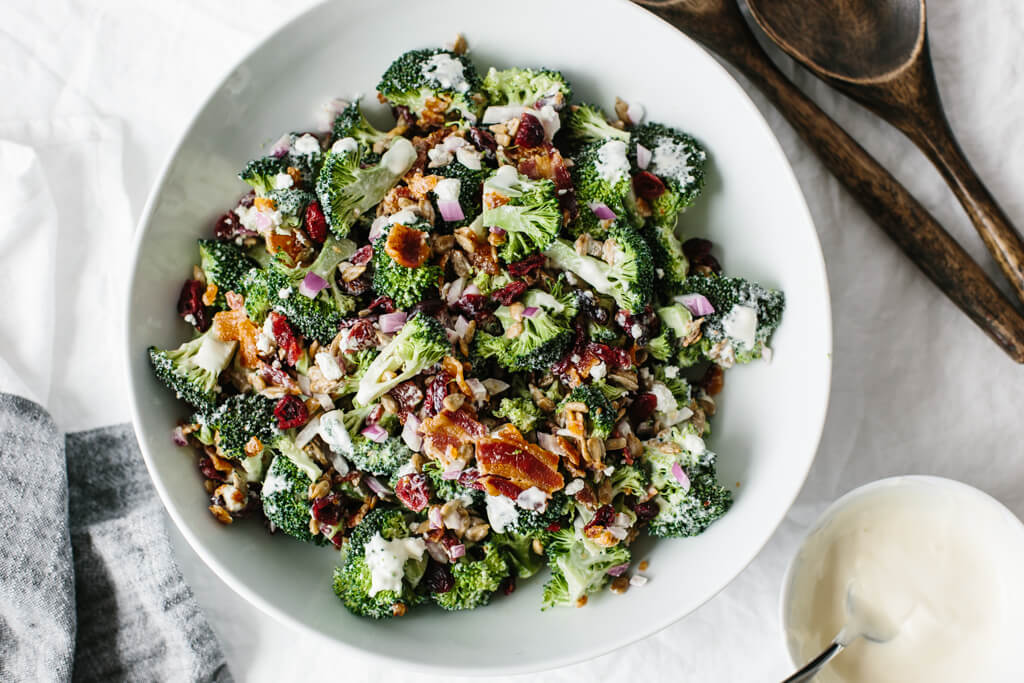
[5,1,1023,680]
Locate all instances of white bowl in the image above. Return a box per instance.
[779,476,1024,681]
[125,0,832,674]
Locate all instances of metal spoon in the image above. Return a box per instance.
[782,583,901,683]
[746,0,1024,307]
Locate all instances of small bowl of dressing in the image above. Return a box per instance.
[780,476,1024,683]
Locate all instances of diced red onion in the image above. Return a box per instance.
[588,202,617,221]
[171,426,188,447]
[364,475,391,496]
[425,540,449,563]
[361,424,388,443]
[448,543,466,559]
[441,467,462,481]
[429,506,444,529]
[627,101,645,125]
[379,311,408,333]
[269,133,291,157]
[636,143,652,170]
[607,562,630,577]
[522,306,539,318]
[446,277,466,306]
[672,462,691,490]
[314,393,334,411]
[299,272,328,298]
[467,378,487,403]
[252,210,273,232]
[489,226,507,237]
[368,215,389,243]
[454,316,470,339]
[438,199,465,222]
[295,414,322,449]
[463,283,480,296]
[401,414,422,452]
[536,432,560,453]
[676,293,715,317]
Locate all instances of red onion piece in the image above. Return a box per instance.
[401,414,422,451]
[466,377,487,403]
[429,506,444,529]
[636,143,652,170]
[437,198,465,222]
[446,278,466,306]
[171,426,188,447]
[269,134,291,157]
[252,210,273,232]
[607,562,630,577]
[361,424,388,443]
[488,226,507,236]
[441,467,462,481]
[364,475,391,496]
[676,293,715,317]
[672,462,691,490]
[445,328,459,344]
[425,540,449,563]
[368,215,389,243]
[448,543,466,559]
[299,272,328,298]
[588,202,617,221]
[463,283,480,296]
[379,311,408,333]
[522,306,539,318]
[607,526,628,540]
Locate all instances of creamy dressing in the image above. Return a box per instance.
[420,53,470,93]
[364,532,426,597]
[485,494,519,533]
[317,409,353,456]
[650,139,696,185]
[786,480,1024,683]
[314,351,343,380]
[433,178,461,202]
[721,304,758,351]
[381,137,416,176]
[330,136,358,155]
[594,139,630,185]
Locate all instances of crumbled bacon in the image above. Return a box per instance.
[476,424,564,497]
[404,170,441,199]
[419,406,486,467]
[385,222,430,268]
[395,473,431,512]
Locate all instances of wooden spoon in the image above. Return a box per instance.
[746,0,1024,307]
[631,0,1024,362]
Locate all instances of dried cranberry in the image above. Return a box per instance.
[423,561,455,594]
[214,211,244,241]
[198,455,226,482]
[507,253,546,277]
[395,474,431,512]
[410,298,444,317]
[683,238,722,274]
[177,279,210,331]
[576,291,609,325]
[546,522,562,533]
[467,127,498,157]
[273,395,308,430]
[311,494,343,527]
[515,112,545,148]
[615,306,658,346]
[304,200,328,243]
[584,504,616,533]
[490,280,528,306]
[341,318,376,352]
[452,293,495,321]
[340,274,371,296]
[389,381,423,423]
[630,393,658,424]
[700,364,725,397]
[269,312,303,365]
[365,295,396,314]
[585,342,631,370]
[364,404,385,427]
[633,501,658,522]
[237,190,256,209]
[633,171,667,200]
[424,370,452,416]
[500,575,516,595]
[350,245,374,266]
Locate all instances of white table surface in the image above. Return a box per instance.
[5,1,1024,680]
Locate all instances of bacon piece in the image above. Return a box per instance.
[476,425,564,497]
[385,222,429,268]
[419,407,486,467]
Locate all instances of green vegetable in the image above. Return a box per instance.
[680,274,785,364]
[354,313,449,405]
[569,139,637,237]
[431,543,510,611]
[481,167,561,261]
[376,48,486,124]
[331,98,391,160]
[147,329,236,412]
[563,103,630,147]
[633,122,707,226]
[542,527,630,609]
[559,384,615,440]
[481,66,571,109]
[492,396,543,433]
[348,436,414,480]
[473,289,574,372]
[198,239,258,309]
[370,220,442,309]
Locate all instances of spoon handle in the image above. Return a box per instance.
[781,640,845,683]
[633,0,1024,362]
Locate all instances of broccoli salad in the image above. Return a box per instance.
[150,38,784,618]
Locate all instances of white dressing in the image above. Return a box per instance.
[594,139,630,185]
[421,53,470,93]
[365,533,426,597]
[318,409,353,456]
[485,494,519,533]
[721,304,757,351]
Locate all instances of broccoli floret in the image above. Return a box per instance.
[646,328,673,362]
[421,461,484,506]
[371,221,442,309]
[609,463,649,499]
[333,508,427,618]
[148,329,236,412]
[355,313,449,405]
[431,543,509,611]
[563,103,631,146]
[481,67,571,109]
[491,531,547,579]
[592,379,628,403]
[239,156,287,194]
[643,222,689,295]
[261,453,315,542]
[198,239,258,308]
[376,48,486,124]
[348,436,413,479]
[315,138,416,238]
[470,269,513,296]
[645,429,731,538]
[432,161,488,230]
[545,224,654,313]
[633,122,706,226]
[680,275,785,364]
[199,393,278,460]
[542,527,630,609]
[644,423,712,489]
[481,166,561,262]
[559,385,615,440]
[570,139,638,237]
[472,289,574,372]
[331,98,391,159]
[266,188,316,226]
[492,397,543,433]
[506,490,573,535]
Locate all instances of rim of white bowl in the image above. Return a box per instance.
[124,0,833,674]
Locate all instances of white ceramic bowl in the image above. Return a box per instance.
[779,476,1024,681]
[125,0,832,674]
